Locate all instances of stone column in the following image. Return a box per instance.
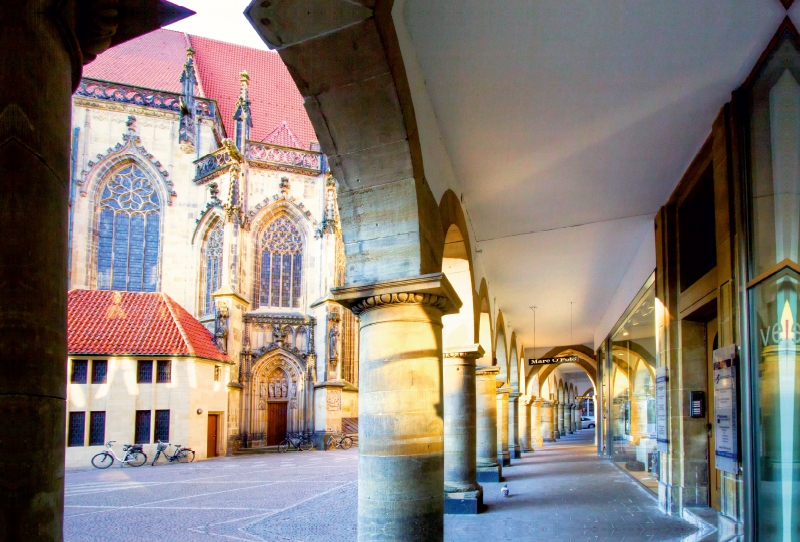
[553,401,561,439]
[557,401,566,436]
[496,385,511,466]
[532,399,544,446]
[476,366,502,482]
[508,392,522,459]
[333,275,460,541]
[540,400,555,442]
[443,344,484,514]
[519,396,533,452]
[564,403,575,435]
[574,404,582,430]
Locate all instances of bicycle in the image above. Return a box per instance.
[278,432,314,453]
[91,441,147,469]
[150,440,195,465]
[326,432,353,450]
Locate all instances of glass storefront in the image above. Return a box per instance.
[603,282,658,494]
[744,25,800,542]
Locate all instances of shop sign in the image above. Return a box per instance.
[656,366,668,452]
[527,355,579,366]
[713,345,738,475]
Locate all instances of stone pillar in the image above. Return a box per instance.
[476,366,502,482]
[541,401,555,442]
[332,275,460,541]
[443,344,484,514]
[552,401,561,439]
[567,404,574,434]
[574,404,582,430]
[496,385,511,466]
[519,397,533,452]
[557,401,566,436]
[532,399,544,446]
[508,392,522,459]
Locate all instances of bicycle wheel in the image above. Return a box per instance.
[340,437,353,450]
[278,440,289,453]
[127,451,147,467]
[177,449,195,463]
[91,452,114,469]
[299,438,314,451]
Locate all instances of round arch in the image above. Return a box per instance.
[495,311,509,383]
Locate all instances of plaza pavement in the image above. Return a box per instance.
[64,430,705,541]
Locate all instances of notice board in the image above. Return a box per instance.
[656,366,668,453]
[713,345,738,475]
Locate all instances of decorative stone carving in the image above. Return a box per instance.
[327,390,342,411]
[214,302,229,354]
[349,292,449,316]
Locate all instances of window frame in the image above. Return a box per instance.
[71,360,88,384]
[91,360,108,384]
[137,360,153,383]
[134,410,151,444]
[256,215,305,309]
[156,360,171,383]
[154,410,170,443]
[89,411,106,446]
[68,412,86,447]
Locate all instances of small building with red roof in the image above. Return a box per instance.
[68,29,360,458]
[65,289,233,468]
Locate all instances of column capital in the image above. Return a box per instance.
[443,344,485,359]
[534,398,543,405]
[508,392,522,400]
[476,365,500,377]
[331,273,461,316]
[496,385,512,395]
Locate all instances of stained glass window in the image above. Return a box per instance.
[202,223,224,315]
[96,164,161,292]
[89,411,106,446]
[257,216,303,308]
[68,412,85,447]
[154,410,170,442]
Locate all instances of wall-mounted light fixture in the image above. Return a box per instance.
[197,408,203,415]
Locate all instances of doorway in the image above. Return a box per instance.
[267,402,288,446]
[706,317,720,511]
[207,414,219,458]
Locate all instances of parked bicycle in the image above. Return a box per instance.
[150,440,195,465]
[326,432,353,450]
[278,432,315,453]
[91,441,147,469]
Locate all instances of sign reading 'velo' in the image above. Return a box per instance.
[527,355,579,366]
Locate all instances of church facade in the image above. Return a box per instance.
[66,29,359,455]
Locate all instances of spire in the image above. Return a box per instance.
[178,47,197,153]
[233,70,252,151]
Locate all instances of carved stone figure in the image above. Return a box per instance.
[267,380,274,398]
[329,323,339,360]
[259,380,265,398]
[290,379,297,398]
[327,390,342,411]
[214,303,229,354]
[281,378,288,398]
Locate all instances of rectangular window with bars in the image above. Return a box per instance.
[154,410,170,442]
[68,412,85,447]
[156,360,171,383]
[89,411,106,445]
[71,360,88,384]
[92,360,107,383]
[134,410,151,444]
[137,360,153,383]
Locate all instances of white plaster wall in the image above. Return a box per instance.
[64,356,229,469]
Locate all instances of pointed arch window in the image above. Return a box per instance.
[257,216,303,308]
[202,222,224,315]
[96,164,161,291]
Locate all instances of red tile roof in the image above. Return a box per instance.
[188,34,316,148]
[82,29,189,93]
[81,29,317,149]
[68,289,231,363]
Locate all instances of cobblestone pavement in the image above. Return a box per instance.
[65,431,703,541]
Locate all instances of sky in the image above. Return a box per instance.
[166,0,271,51]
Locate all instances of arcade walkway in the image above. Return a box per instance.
[63,430,703,541]
[446,429,702,542]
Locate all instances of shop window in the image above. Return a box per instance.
[68,412,85,447]
[71,360,88,384]
[157,360,171,383]
[678,164,716,291]
[96,163,161,292]
[137,360,153,383]
[154,410,170,442]
[89,412,106,446]
[91,360,107,384]
[134,410,151,444]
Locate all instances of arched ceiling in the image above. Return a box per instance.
[400,0,790,347]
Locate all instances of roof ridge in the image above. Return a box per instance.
[161,292,196,356]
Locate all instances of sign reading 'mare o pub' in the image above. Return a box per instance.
[527,355,579,366]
